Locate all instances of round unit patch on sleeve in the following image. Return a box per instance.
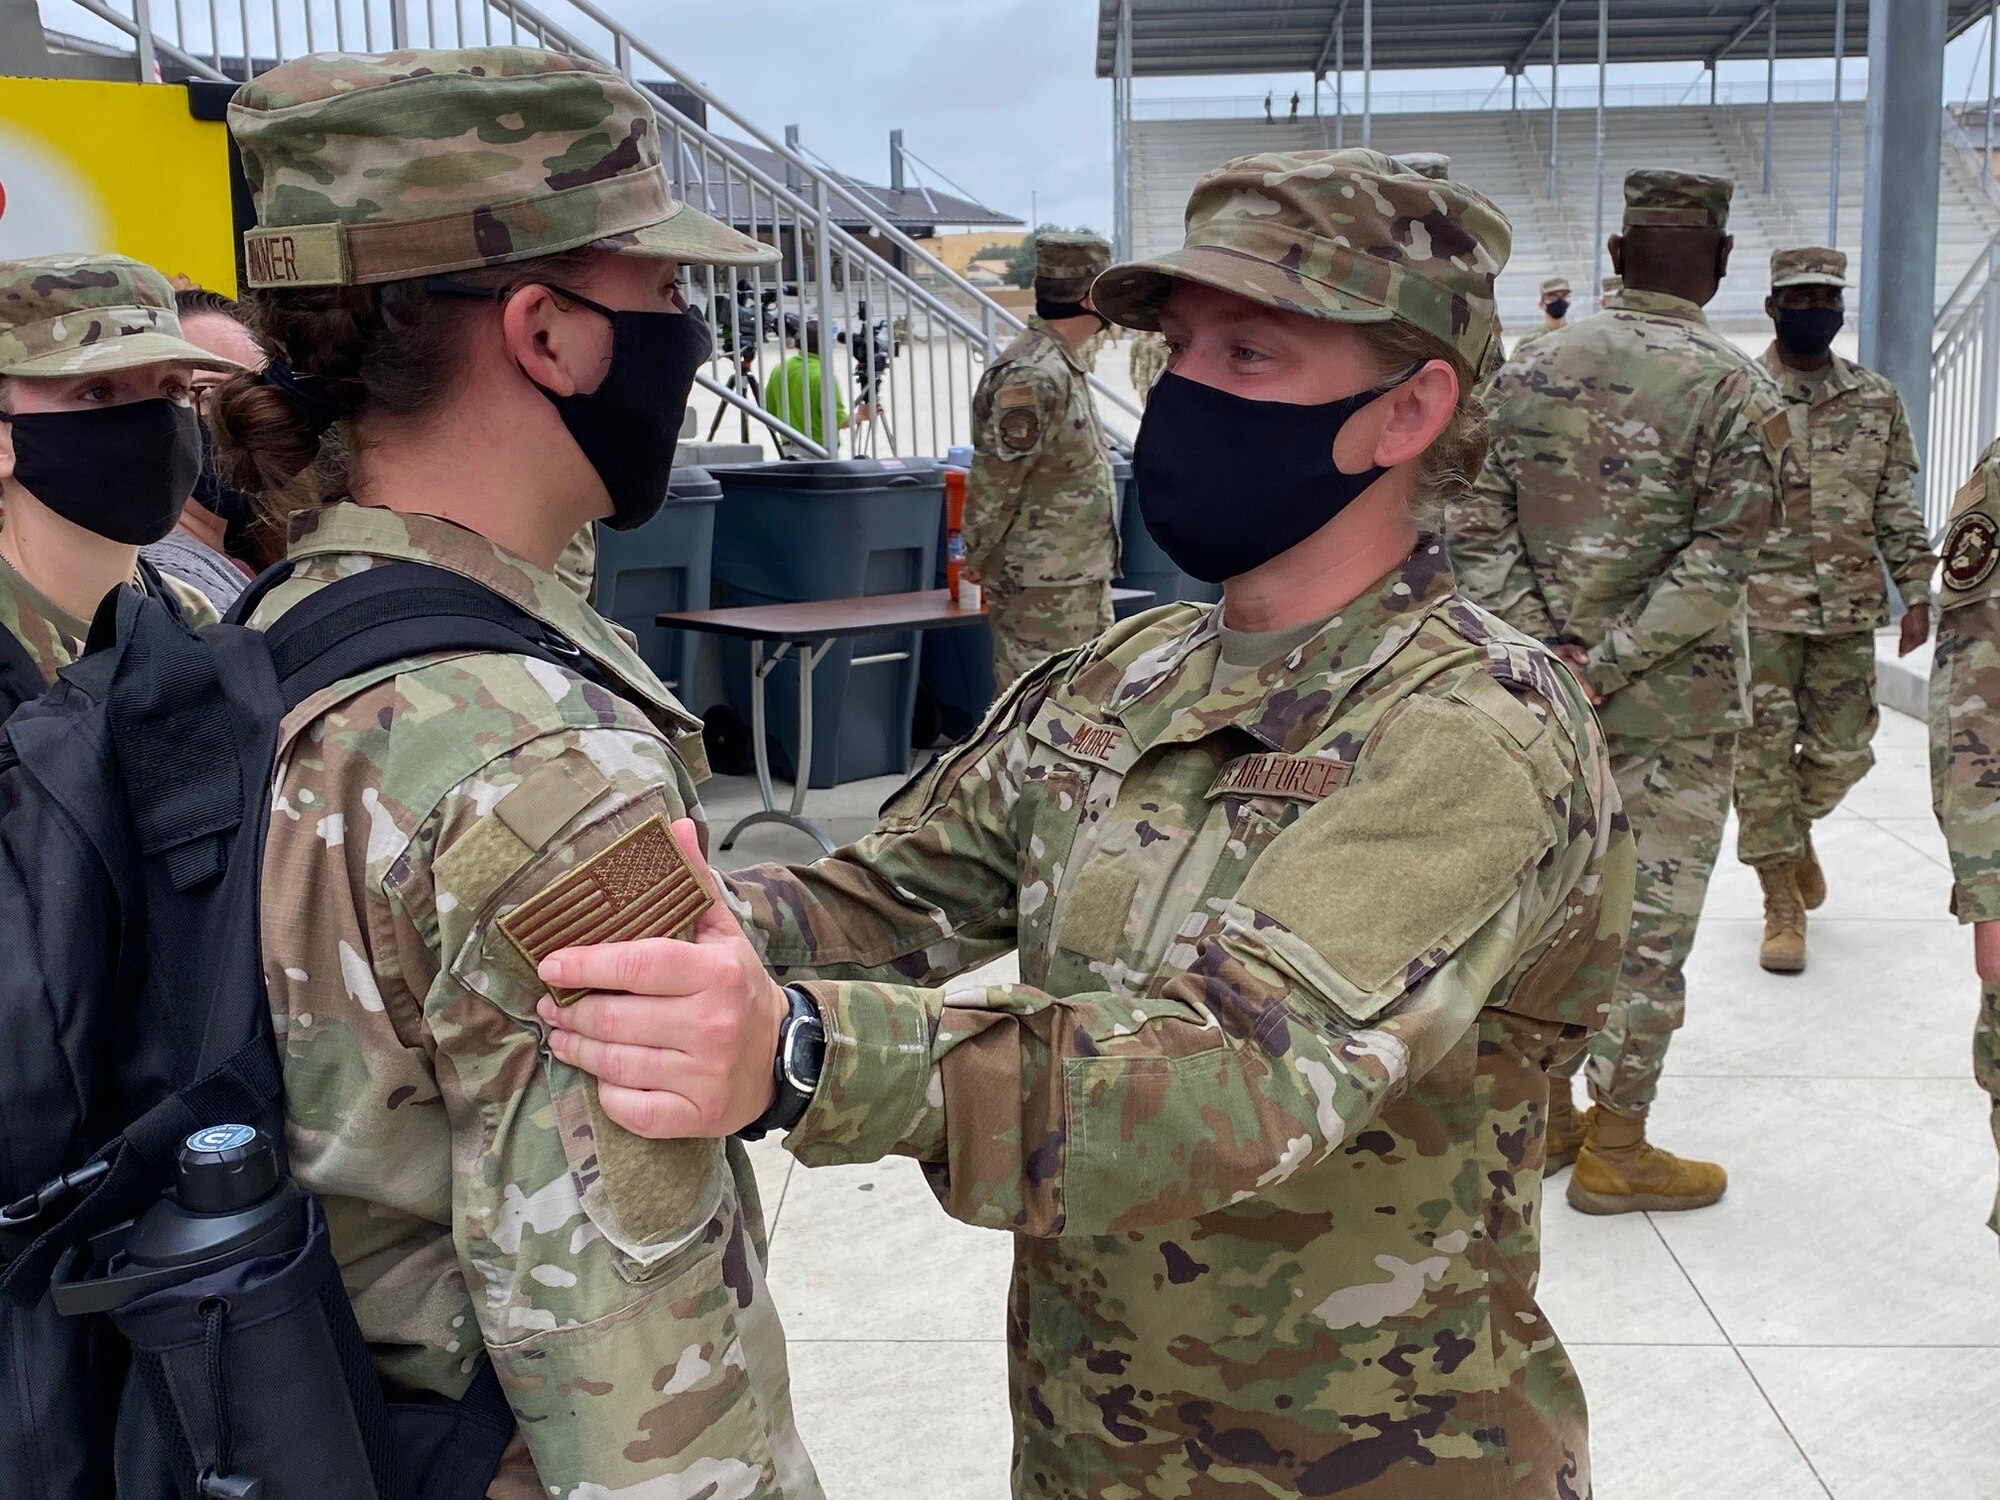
[1944,511,2000,594]
[998,405,1043,453]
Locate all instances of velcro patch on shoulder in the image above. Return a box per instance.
[499,816,712,1002]
[1952,473,1989,519]
[1208,752,1353,804]
[997,385,1038,409]
[1451,665,1547,751]
[1024,698,1136,773]
[1760,407,1794,454]
[494,749,611,851]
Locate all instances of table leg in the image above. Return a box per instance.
[721,636,836,855]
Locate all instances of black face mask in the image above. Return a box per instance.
[189,418,259,526]
[528,286,710,531]
[1545,298,1571,321]
[1132,370,1401,584]
[1774,305,1843,359]
[6,398,200,545]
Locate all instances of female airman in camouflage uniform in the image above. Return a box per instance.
[0,254,238,693]
[210,49,821,1500]
[544,150,1634,1498]
[1931,442,2000,1244]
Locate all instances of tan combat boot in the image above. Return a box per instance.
[1546,1090,1587,1174]
[1757,863,1807,973]
[1566,1107,1728,1214]
[1795,829,1826,910]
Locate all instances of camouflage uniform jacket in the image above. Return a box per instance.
[1454,288,1793,740]
[966,316,1119,588]
[729,542,1634,1497]
[1510,320,1565,358]
[247,504,819,1500]
[1748,343,1933,632]
[0,536,217,686]
[1933,440,2000,922]
[1128,330,1169,398]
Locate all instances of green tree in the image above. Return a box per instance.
[983,224,1106,289]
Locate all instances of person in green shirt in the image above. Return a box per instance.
[762,320,864,454]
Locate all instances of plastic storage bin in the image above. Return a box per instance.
[591,467,722,707]
[712,457,944,787]
[1113,453,1223,618]
[917,471,994,745]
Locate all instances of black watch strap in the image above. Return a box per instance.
[737,987,824,1142]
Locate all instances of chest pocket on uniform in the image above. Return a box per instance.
[1018,701,1133,977]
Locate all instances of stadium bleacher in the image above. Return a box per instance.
[1133,100,2000,331]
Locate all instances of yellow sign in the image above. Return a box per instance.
[0,77,237,293]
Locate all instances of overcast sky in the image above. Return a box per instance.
[594,0,2000,234]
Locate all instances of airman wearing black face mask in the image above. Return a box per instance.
[0,254,242,715]
[138,286,269,612]
[1731,245,1937,972]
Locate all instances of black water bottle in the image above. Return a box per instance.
[54,1124,305,1316]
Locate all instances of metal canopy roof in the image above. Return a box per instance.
[1094,1,1992,80]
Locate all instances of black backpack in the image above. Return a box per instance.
[0,561,618,1500]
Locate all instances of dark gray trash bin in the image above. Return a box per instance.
[712,457,943,788]
[1113,453,1222,618]
[592,467,721,704]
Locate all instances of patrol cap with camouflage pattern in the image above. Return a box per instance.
[1622,167,1733,231]
[1540,275,1572,297]
[1397,152,1451,181]
[228,47,779,290]
[1771,245,1848,289]
[1034,232,1112,301]
[0,253,244,379]
[1092,147,1512,372]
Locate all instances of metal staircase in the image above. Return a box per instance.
[46,0,1141,456]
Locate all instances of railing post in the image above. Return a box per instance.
[814,181,839,460]
[1980,244,2000,454]
[132,0,158,80]
[391,0,410,47]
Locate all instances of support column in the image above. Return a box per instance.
[1336,25,1346,148]
[1860,0,1947,455]
[1512,72,1519,112]
[1548,5,1561,199]
[1830,0,1846,243]
[1362,0,1373,146]
[1986,1,1997,188]
[1763,3,1777,196]
[1110,0,1134,261]
[1593,0,1608,297]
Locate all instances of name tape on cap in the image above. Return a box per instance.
[243,224,349,289]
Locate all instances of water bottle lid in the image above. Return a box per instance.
[177,1124,281,1214]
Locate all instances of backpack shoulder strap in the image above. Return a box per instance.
[0,623,44,719]
[259,561,615,708]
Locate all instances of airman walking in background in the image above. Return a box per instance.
[1734,247,1935,972]
[965,232,1119,688]
[1511,275,1573,357]
[1455,168,1797,1215]
[1128,327,1169,402]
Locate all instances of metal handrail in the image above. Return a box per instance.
[451,0,1144,423]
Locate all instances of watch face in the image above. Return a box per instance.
[786,1017,826,1092]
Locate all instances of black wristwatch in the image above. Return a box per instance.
[737,986,825,1141]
